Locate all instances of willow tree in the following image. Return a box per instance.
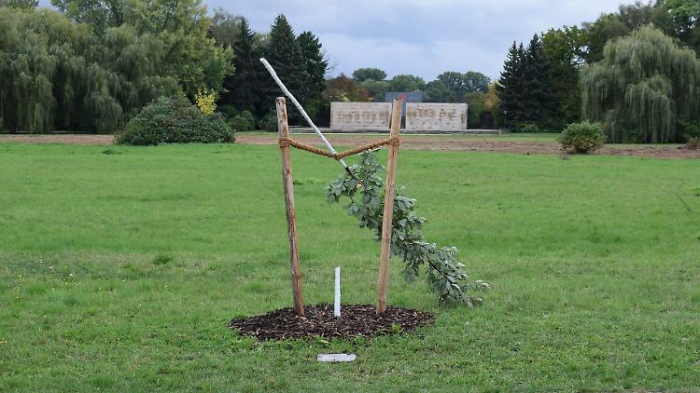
[0,8,74,133]
[580,26,700,143]
[53,0,233,98]
[0,7,180,133]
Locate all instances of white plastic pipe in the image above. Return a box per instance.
[334,267,341,318]
[260,58,349,170]
[317,354,356,362]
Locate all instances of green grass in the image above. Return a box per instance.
[0,142,699,392]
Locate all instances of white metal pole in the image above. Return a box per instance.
[334,267,341,318]
[260,58,350,170]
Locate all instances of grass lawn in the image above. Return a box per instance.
[0,142,699,392]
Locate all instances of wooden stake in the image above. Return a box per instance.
[377,98,402,314]
[276,97,304,316]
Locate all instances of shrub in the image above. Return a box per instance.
[558,121,605,153]
[678,119,700,140]
[687,138,700,150]
[195,90,218,115]
[228,110,256,132]
[258,112,278,132]
[116,96,235,146]
[217,105,238,120]
[520,123,540,133]
[679,120,700,149]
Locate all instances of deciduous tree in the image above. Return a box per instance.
[352,67,387,83]
[322,74,369,102]
[423,80,454,102]
[387,74,425,92]
[541,26,587,126]
[580,26,700,143]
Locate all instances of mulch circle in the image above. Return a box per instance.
[229,304,434,341]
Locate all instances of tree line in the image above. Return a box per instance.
[0,1,497,133]
[496,0,700,142]
[3,0,698,142]
[210,9,495,129]
[321,68,495,128]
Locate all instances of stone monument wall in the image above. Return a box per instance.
[405,103,468,131]
[330,102,392,131]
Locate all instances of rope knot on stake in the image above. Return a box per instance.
[278,137,293,148]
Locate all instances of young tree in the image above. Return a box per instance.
[580,26,700,143]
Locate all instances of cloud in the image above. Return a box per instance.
[209,0,629,80]
[322,34,506,81]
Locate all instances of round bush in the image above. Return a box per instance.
[520,123,540,133]
[687,138,700,150]
[558,122,605,153]
[258,112,278,132]
[228,110,255,132]
[116,96,235,146]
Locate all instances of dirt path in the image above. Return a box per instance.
[238,134,700,159]
[0,134,115,145]
[1,133,698,159]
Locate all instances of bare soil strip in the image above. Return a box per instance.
[0,134,115,145]
[2,133,698,159]
[238,134,700,159]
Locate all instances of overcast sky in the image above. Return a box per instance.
[207,0,632,81]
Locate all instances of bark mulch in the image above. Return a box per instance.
[229,304,434,341]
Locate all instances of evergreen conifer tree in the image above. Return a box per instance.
[219,17,265,116]
[521,34,557,128]
[297,31,328,100]
[297,30,328,124]
[265,14,310,122]
[496,42,525,127]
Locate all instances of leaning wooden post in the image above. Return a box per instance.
[276,97,304,316]
[377,98,402,314]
